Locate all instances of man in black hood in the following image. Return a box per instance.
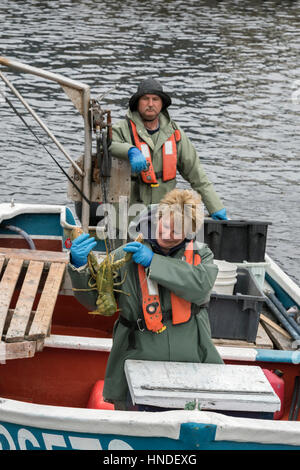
[109,77,227,221]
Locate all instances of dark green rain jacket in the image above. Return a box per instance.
[68,207,223,404]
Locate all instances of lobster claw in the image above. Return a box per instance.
[89,292,117,316]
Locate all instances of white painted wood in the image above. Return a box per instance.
[43,335,260,365]
[44,335,112,352]
[214,413,300,447]
[266,253,300,306]
[43,336,257,364]
[42,334,258,363]
[125,360,280,412]
[216,347,258,362]
[0,234,63,241]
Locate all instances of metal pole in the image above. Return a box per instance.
[264,295,300,342]
[0,56,92,230]
[0,70,84,177]
[0,56,88,91]
[267,292,300,336]
[81,87,92,232]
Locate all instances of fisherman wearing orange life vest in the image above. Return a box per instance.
[68,189,223,411]
[109,77,228,221]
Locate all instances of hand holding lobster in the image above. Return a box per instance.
[70,227,143,316]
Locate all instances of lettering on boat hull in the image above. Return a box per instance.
[0,422,134,451]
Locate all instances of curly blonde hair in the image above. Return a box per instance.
[156,189,204,237]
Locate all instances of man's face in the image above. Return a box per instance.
[155,215,185,251]
[137,94,163,121]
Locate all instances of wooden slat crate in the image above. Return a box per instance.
[0,248,68,360]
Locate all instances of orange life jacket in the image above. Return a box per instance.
[137,240,201,333]
[129,119,181,185]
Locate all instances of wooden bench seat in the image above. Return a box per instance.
[0,248,68,359]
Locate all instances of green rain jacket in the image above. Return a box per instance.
[109,109,224,215]
[68,207,223,404]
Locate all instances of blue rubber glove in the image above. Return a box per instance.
[70,233,97,268]
[211,208,228,220]
[128,147,147,173]
[123,241,153,267]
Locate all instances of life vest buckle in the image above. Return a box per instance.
[137,318,145,332]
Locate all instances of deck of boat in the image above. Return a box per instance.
[0,244,297,362]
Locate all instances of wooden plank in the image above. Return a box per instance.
[68,154,131,203]
[256,323,273,349]
[262,322,293,351]
[26,262,66,340]
[0,258,23,339]
[5,260,44,342]
[260,313,292,340]
[0,340,36,361]
[212,324,273,349]
[0,255,5,275]
[213,338,255,348]
[0,247,69,264]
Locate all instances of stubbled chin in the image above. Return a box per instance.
[143,115,157,121]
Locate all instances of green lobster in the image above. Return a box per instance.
[71,227,143,316]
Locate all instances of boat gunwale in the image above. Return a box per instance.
[0,202,77,230]
[43,334,300,364]
[1,395,300,447]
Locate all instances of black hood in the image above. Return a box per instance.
[129,78,172,111]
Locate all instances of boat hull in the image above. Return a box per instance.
[1,399,300,451]
[0,337,300,451]
[1,202,300,451]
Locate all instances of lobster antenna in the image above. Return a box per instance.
[104,236,109,257]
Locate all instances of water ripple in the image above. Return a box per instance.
[0,0,299,283]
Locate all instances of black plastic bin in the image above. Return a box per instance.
[207,268,265,343]
[204,219,271,263]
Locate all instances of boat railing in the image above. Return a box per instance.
[0,56,92,231]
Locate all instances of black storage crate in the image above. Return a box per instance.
[204,219,271,263]
[208,268,265,343]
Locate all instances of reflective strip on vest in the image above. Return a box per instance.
[129,120,180,184]
[162,132,177,182]
[137,264,165,333]
[138,241,201,333]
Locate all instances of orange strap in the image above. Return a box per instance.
[138,241,201,332]
[171,240,201,325]
[129,120,180,184]
[130,121,157,184]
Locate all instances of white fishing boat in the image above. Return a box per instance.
[0,57,299,451]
